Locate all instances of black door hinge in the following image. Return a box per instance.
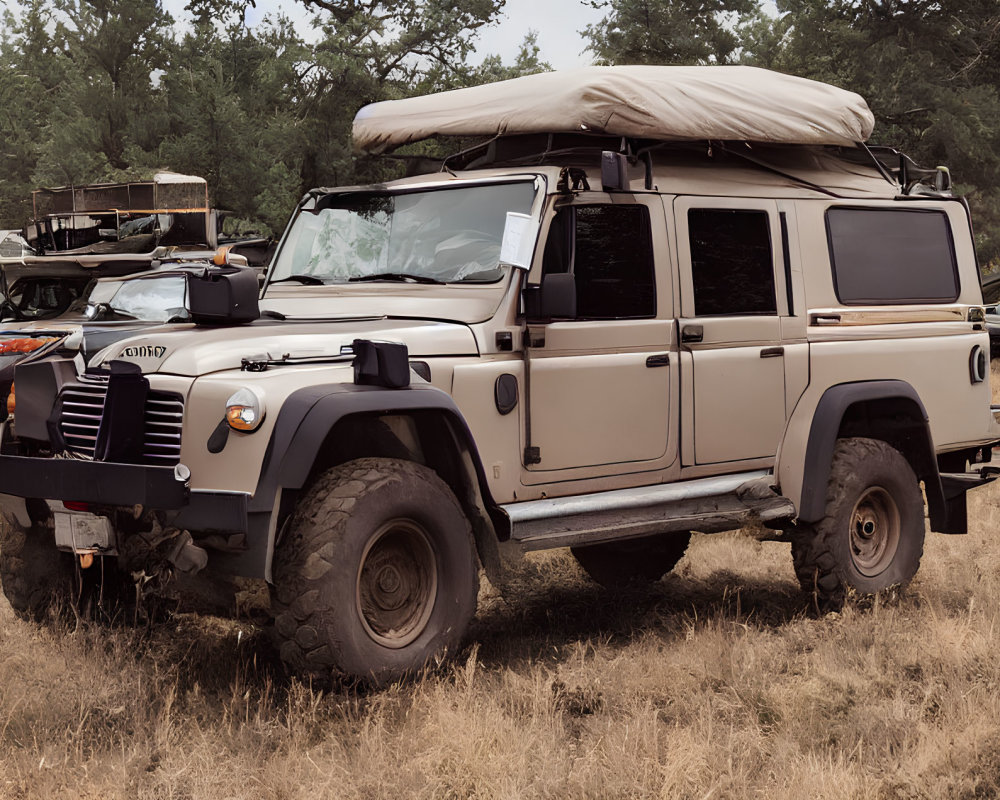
[523,446,541,465]
[523,329,544,348]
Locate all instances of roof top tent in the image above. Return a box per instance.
[26,172,212,256]
[352,65,949,196]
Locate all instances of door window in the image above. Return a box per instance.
[688,208,776,316]
[542,205,656,318]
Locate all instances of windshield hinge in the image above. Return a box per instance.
[557,167,591,194]
[241,356,269,372]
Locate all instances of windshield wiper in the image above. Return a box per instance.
[348,272,444,285]
[270,274,327,285]
[106,306,139,320]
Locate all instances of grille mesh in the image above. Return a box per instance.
[58,380,184,465]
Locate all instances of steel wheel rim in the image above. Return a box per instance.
[356,519,438,649]
[849,486,901,577]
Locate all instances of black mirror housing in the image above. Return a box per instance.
[522,272,578,321]
[540,272,577,319]
[186,267,260,325]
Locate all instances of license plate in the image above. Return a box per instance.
[53,511,116,554]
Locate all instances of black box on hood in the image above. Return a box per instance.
[186,267,259,325]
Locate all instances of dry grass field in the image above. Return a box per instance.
[4,397,1000,797]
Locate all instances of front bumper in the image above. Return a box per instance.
[0,455,188,507]
[0,455,249,533]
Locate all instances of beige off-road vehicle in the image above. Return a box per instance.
[1,66,998,683]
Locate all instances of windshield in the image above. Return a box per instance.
[268,181,537,285]
[87,275,188,322]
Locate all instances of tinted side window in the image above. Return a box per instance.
[827,208,958,304]
[543,204,656,319]
[689,209,776,316]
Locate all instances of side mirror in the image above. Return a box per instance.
[523,273,577,321]
[352,339,410,389]
[85,302,111,321]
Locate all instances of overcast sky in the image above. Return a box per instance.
[468,0,604,68]
[161,0,603,70]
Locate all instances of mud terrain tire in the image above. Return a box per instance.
[0,516,75,620]
[791,437,924,610]
[271,458,479,685]
[571,532,691,588]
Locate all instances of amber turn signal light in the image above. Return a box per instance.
[225,387,265,432]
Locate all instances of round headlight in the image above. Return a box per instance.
[225,387,265,432]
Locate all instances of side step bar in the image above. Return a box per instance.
[499,470,795,551]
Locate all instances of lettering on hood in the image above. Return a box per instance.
[121,345,167,359]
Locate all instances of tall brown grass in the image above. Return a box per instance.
[3,374,1000,798]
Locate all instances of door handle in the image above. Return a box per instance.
[760,347,784,358]
[646,354,670,368]
[681,324,703,344]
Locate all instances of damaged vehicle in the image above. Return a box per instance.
[1,66,999,685]
[0,173,254,400]
[0,172,221,323]
[24,172,213,256]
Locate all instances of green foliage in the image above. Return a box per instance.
[740,0,1000,266]
[585,0,759,65]
[0,0,520,233]
[52,0,175,170]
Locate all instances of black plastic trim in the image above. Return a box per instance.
[240,382,501,577]
[173,491,249,532]
[254,383,489,502]
[779,211,794,315]
[0,455,188,507]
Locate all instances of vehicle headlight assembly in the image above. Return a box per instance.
[225,387,265,432]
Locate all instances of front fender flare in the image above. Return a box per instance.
[244,381,500,581]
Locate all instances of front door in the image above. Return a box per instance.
[523,194,678,481]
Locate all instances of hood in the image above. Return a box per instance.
[90,317,478,376]
[260,282,508,325]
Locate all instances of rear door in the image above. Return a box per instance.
[673,197,791,466]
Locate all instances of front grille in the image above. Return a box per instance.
[58,379,184,465]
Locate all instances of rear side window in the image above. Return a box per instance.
[826,207,958,304]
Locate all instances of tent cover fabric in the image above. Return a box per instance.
[353,66,875,154]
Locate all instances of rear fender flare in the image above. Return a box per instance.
[795,380,947,530]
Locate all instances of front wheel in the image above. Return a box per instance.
[270,458,479,685]
[0,515,75,620]
[791,437,925,610]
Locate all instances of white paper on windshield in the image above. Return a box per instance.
[499,212,538,270]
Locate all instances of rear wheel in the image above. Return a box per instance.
[791,437,925,610]
[571,532,691,588]
[271,458,479,685]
